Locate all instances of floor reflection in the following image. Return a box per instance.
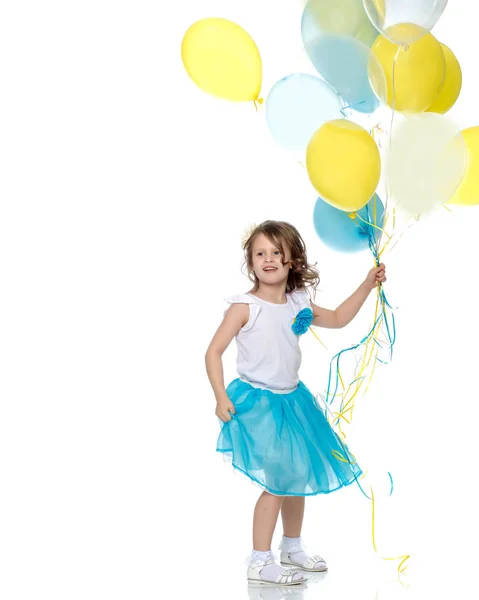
[247,570,328,600]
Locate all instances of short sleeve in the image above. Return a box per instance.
[290,288,312,312]
[223,294,261,332]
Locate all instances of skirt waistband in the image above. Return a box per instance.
[238,377,299,395]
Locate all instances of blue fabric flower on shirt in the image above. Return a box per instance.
[291,308,314,335]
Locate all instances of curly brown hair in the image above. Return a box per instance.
[242,220,320,297]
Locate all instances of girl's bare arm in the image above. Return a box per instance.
[205,303,249,403]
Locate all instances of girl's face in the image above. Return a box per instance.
[251,233,292,286]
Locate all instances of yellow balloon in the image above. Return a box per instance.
[306,120,381,212]
[448,127,479,206]
[427,43,462,114]
[181,18,262,102]
[371,32,446,113]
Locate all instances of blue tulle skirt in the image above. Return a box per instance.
[216,378,362,496]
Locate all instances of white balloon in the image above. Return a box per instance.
[386,113,467,216]
[363,0,448,46]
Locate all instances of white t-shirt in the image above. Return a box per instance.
[224,289,312,393]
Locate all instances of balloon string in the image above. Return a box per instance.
[371,487,410,573]
[307,212,408,573]
[322,280,395,426]
[379,45,401,252]
[379,216,416,258]
[348,201,392,242]
[331,447,410,575]
[348,209,416,260]
[340,100,366,117]
[315,394,410,574]
[315,267,393,432]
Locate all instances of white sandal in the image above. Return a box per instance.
[280,552,328,572]
[247,558,306,586]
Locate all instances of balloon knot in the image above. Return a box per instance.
[253,97,264,111]
[348,212,357,220]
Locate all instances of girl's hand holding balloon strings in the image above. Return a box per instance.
[365,263,387,290]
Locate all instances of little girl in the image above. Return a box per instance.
[205,220,386,586]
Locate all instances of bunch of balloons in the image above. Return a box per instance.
[181,0,478,255]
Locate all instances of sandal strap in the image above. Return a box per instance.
[276,569,301,584]
[281,568,300,575]
[304,554,325,568]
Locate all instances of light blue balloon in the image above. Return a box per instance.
[313,194,385,253]
[305,35,383,114]
[265,73,344,151]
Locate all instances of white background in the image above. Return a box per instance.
[0,1,478,598]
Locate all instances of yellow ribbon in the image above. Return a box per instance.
[371,487,410,573]
[291,315,328,349]
[331,451,410,574]
[308,325,327,349]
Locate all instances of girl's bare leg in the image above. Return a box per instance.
[250,491,305,583]
[252,491,284,550]
[280,496,305,538]
[279,496,327,571]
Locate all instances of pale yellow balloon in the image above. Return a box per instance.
[427,43,462,114]
[181,18,262,102]
[448,127,479,206]
[371,32,446,113]
[302,0,379,46]
[387,113,467,215]
[306,120,381,212]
